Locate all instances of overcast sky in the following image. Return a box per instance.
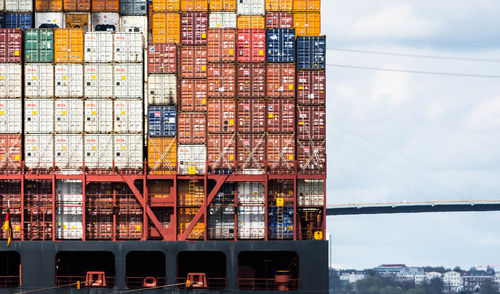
[323,1,500,269]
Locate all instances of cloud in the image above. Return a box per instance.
[464,97,500,131]
[371,70,411,103]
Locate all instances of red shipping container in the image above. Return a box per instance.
[237,134,266,173]
[297,71,326,105]
[148,43,177,74]
[237,29,266,63]
[208,133,236,171]
[266,13,293,28]
[207,29,236,62]
[181,13,208,46]
[297,105,326,140]
[0,29,22,63]
[237,99,265,133]
[267,134,295,172]
[178,113,207,144]
[237,63,266,98]
[86,218,112,239]
[0,134,22,170]
[267,64,295,98]
[180,79,207,112]
[297,140,326,174]
[117,215,143,240]
[208,63,235,98]
[267,99,295,133]
[207,98,235,133]
[180,46,207,78]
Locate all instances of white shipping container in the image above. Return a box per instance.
[0,0,4,11]
[25,134,54,169]
[114,100,142,133]
[238,206,265,239]
[237,182,265,205]
[25,99,54,134]
[113,32,143,63]
[55,64,83,98]
[91,13,119,32]
[297,180,324,206]
[55,99,84,133]
[113,134,143,169]
[56,180,83,214]
[84,134,113,169]
[84,32,113,63]
[119,16,147,45]
[0,64,22,98]
[0,99,21,133]
[35,12,64,28]
[25,63,54,98]
[5,0,32,12]
[55,134,83,170]
[84,99,113,133]
[209,12,237,29]
[177,145,206,175]
[147,74,176,105]
[56,217,83,240]
[113,64,142,99]
[84,63,113,98]
[237,0,265,15]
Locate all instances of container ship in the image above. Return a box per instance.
[0,0,327,292]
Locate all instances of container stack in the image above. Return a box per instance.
[178,180,205,240]
[4,0,33,30]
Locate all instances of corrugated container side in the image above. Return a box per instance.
[25,134,54,169]
[0,99,22,133]
[237,29,265,63]
[207,133,236,171]
[114,100,143,133]
[0,29,22,63]
[147,74,177,105]
[147,43,177,73]
[297,70,326,105]
[237,182,265,205]
[293,0,320,12]
[178,208,205,239]
[209,12,236,29]
[180,0,208,12]
[268,180,294,204]
[35,0,63,12]
[5,14,32,30]
[0,0,4,11]
[266,28,295,63]
[207,98,235,133]
[180,79,207,112]
[207,63,235,98]
[84,134,113,169]
[113,32,143,62]
[177,145,206,175]
[152,13,180,44]
[5,0,32,13]
[113,63,143,98]
[84,99,113,133]
[113,134,143,169]
[92,0,120,12]
[236,63,265,98]
[120,0,147,16]
[148,105,176,137]
[84,63,113,98]
[267,134,295,172]
[209,0,236,12]
[119,16,148,41]
[237,0,265,15]
[267,63,295,98]
[238,205,265,239]
[293,12,321,36]
[0,63,22,98]
[180,12,208,45]
[207,184,235,239]
[266,0,292,12]
[297,179,324,206]
[54,28,84,63]
[297,105,325,140]
[152,0,179,12]
[297,139,325,174]
[54,134,83,170]
[25,63,54,98]
[91,12,119,31]
[25,99,54,133]
[34,12,64,28]
[0,134,22,170]
[178,180,204,206]
[207,28,236,62]
[64,0,91,12]
[55,63,84,97]
[65,13,91,31]
[237,133,265,174]
[267,206,293,239]
[177,113,206,144]
[267,98,295,133]
[147,137,176,174]
[265,12,293,28]
[237,15,264,29]
[297,36,326,70]
[180,46,207,78]
[25,29,54,63]
[237,99,265,133]
[54,99,84,133]
[84,32,113,62]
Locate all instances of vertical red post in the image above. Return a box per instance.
[52,175,56,241]
[143,176,148,241]
[293,175,297,241]
[233,182,238,241]
[173,176,177,241]
[82,175,86,241]
[203,175,208,241]
[112,184,117,241]
[264,175,268,241]
[20,174,24,241]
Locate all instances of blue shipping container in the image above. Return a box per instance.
[268,206,294,240]
[5,14,32,30]
[148,106,177,137]
[0,16,5,29]
[120,0,147,16]
[297,36,326,70]
[266,28,295,63]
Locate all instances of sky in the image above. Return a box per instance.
[323,1,500,269]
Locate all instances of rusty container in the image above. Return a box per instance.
[180,46,207,78]
[297,105,325,140]
[267,134,295,172]
[207,28,236,62]
[0,134,22,170]
[237,99,265,133]
[267,99,295,133]
[181,12,208,45]
[207,63,235,98]
[297,140,326,174]
[208,133,236,172]
[266,12,293,28]
[207,98,236,133]
[180,79,207,112]
[237,29,265,63]
[267,63,295,98]
[147,43,177,74]
[177,113,206,144]
[297,70,326,105]
[237,133,266,174]
[236,63,266,98]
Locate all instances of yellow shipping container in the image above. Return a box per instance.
[148,138,177,175]
[35,0,63,11]
[294,12,321,36]
[293,0,320,11]
[209,0,236,11]
[178,208,205,240]
[237,15,265,29]
[152,0,180,12]
[152,13,180,44]
[54,28,84,63]
[180,0,208,12]
[178,181,204,206]
[266,0,292,12]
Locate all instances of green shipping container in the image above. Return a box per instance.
[25,29,54,63]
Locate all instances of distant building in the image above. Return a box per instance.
[443,271,463,292]
[397,267,425,284]
[338,270,367,284]
[426,271,442,282]
[374,264,406,277]
[463,270,493,292]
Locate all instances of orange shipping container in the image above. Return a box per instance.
[180,46,207,78]
[209,0,236,11]
[207,99,236,133]
[267,134,295,172]
[266,0,293,11]
[54,29,84,63]
[294,12,321,36]
[152,13,181,44]
[153,0,180,11]
[35,0,63,11]
[237,133,266,173]
[180,0,208,12]
[178,113,206,144]
[180,79,207,112]
[64,0,91,11]
[208,63,235,98]
[0,134,22,170]
[207,29,236,62]
[293,0,320,11]
[178,181,204,206]
[178,208,205,239]
[267,63,295,98]
[148,137,177,175]
[92,0,120,12]
[237,15,265,29]
[65,13,90,30]
[208,134,236,171]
